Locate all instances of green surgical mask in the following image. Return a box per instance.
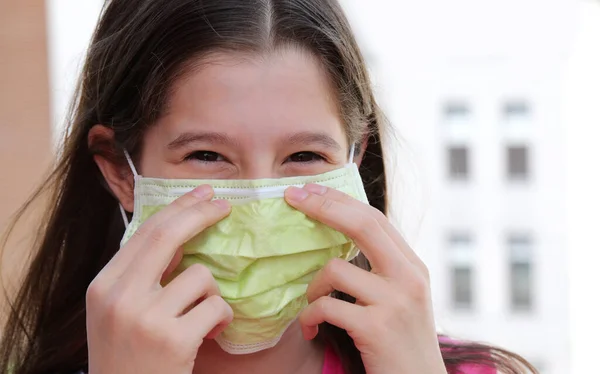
[119,147,368,354]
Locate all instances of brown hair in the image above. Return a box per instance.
[0,1,537,373]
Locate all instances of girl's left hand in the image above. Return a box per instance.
[285,184,447,374]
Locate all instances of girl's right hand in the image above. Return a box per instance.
[86,185,233,374]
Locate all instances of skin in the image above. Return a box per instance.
[88,47,447,374]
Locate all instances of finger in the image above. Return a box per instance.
[304,184,426,271]
[204,323,229,340]
[307,258,389,305]
[299,296,364,340]
[285,186,405,275]
[161,247,184,283]
[126,199,231,286]
[159,264,221,316]
[178,295,234,343]
[102,185,214,280]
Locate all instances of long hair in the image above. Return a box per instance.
[0,1,536,373]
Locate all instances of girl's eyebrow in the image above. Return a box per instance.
[167,131,240,150]
[167,130,343,151]
[286,131,342,151]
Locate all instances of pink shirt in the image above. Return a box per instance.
[321,345,496,374]
[322,346,345,374]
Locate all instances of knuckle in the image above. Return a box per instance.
[188,264,213,283]
[160,333,183,355]
[323,258,345,281]
[341,191,355,202]
[352,216,379,237]
[162,333,191,361]
[190,202,211,219]
[190,201,207,212]
[407,273,431,305]
[419,262,431,282]
[133,312,162,339]
[173,194,193,208]
[102,288,131,320]
[130,314,187,360]
[188,263,211,277]
[317,197,334,214]
[148,225,168,244]
[95,289,137,335]
[371,208,388,224]
[205,295,232,319]
[85,279,106,306]
[314,296,333,318]
[132,223,148,239]
[191,202,222,226]
[336,191,355,205]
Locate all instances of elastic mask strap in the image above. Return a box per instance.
[124,150,139,178]
[119,150,139,228]
[348,143,356,164]
[119,204,130,227]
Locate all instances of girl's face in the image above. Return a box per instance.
[138,48,349,180]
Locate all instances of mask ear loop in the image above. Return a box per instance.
[124,150,139,178]
[119,205,130,228]
[348,143,356,164]
[119,150,140,228]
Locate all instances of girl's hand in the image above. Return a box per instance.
[86,186,234,374]
[285,184,447,374]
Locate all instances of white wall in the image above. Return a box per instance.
[46,0,103,145]
[564,2,600,373]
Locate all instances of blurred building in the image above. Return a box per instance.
[0,0,51,312]
[421,61,569,374]
[0,1,51,228]
[342,1,576,373]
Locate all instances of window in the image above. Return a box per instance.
[444,102,470,121]
[503,101,531,123]
[448,234,474,310]
[507,146,529,180]
[452,267,472,307]
[508,234,533,311]
[443,102,471,126]
[448,146,469,180]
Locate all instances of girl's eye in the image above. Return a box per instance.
[287,152,324,163]
[185,151,225,162]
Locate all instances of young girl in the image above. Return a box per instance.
[0,1,536,373]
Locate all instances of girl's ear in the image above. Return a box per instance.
[88,125,135,212]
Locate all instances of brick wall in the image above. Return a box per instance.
[0,0,51,319]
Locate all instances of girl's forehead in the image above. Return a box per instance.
[154,49,345,144]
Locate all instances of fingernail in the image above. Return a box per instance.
[192,185,212,198]
[304,184,327,195]
[212,199,230,210]
[286,186,309,202]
